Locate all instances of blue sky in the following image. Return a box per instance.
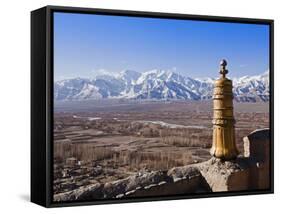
[54,12,269,80]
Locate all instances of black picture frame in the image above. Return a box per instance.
[31,5,274,208]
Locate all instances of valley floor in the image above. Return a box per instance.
[53,100,269,198]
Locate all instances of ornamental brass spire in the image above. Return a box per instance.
[210,59,238,160]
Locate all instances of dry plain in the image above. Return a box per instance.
[53,100,269,195]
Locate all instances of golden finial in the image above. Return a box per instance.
[210,59,238,160]
[219,59,228,78]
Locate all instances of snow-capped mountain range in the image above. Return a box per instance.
[54,69,269,102]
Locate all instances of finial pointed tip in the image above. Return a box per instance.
[220,59,227,67]
[219,59,228,77]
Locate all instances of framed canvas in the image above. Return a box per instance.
[31,5,274,207]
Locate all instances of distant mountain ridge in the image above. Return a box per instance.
[54,69,269,102]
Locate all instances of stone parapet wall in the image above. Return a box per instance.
[54,167,208,202]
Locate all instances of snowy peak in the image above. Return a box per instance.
[54,69,270,102]
[232,71,269,102]
[119,70,141,81]
[118,70,141,87]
